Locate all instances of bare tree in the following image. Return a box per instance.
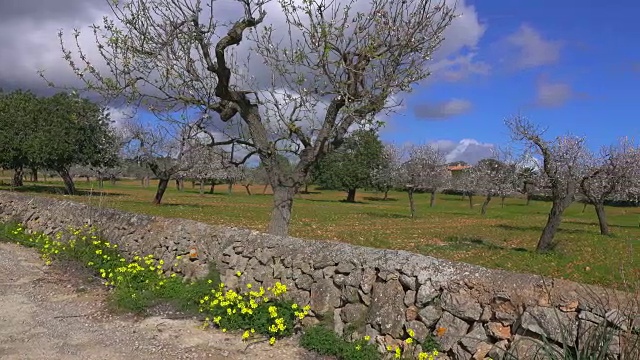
[401,144,450,218]
[506,116,589,252]
[580,138,639,235]
[371,143,404,200]
[184,146,229,196]
[451,168,476,209]
[239,166,258,195]
[123,119,200,204]
[53,0,457,236]
[472,153,518,215]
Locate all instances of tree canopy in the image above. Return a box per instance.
[0,90,119,194]
[314,129,384,202]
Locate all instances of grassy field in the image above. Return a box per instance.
[1,176,639,289]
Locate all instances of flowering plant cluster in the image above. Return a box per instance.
[4,223,182,311]
[2,223,311,346]
[199,277,310,345]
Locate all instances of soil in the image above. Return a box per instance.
[0,242,331,360]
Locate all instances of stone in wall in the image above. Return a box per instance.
[310,278,341,315]
[518,306,578,345]
[367,279,406,338]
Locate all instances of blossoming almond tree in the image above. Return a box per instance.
[472,155,518,215]
[506,115,589,252]
[580,137,640,235]
[371,143,405,200]
[401,143,450,218]
[52,0,457,236]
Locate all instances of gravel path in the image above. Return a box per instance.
[0,242,324,360]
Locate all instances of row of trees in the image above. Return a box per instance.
[303,123,640,252]
[3,88,638,253]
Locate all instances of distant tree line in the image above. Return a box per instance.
[3,91,640,253]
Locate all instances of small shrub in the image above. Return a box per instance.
[421,334,442,353]
[300,325,380,360]
[198,280,310,343]
[300,325,445,360]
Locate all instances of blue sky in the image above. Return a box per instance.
[383,0,640,156]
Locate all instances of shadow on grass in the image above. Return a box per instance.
[362,196,399,202]
[0,185,125,197]
[157,203,205,209]
[419,235,531,254]
[494,223,595,235]
[298,190,322,195]
[564,219,640,230]
[364,212,411,219]
[306,199,368,204]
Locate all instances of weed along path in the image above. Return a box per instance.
[0,242,323,360]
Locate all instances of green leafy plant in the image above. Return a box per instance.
[300,325,381,360]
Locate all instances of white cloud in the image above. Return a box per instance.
[429,139,495,164]
[429,52,490,82]
[414,99,472,120]
[535,77,575,108]
[0,0,487,94]
[105,106,135,129]
[502,24,562,69]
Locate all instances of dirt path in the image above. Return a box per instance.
[0,242,323,360]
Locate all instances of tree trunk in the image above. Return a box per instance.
[12,166,24,187]
[582,202,588,213]
[536,200,569,252]
[304,183,309,194]
[501,196,506,208]
[429,191,436,207]
[58,168,76,195]
[110,176,116,185]
[594,202,610,235]
[526,194,531,206]
[98,178,104,189]
[244,185,252,195]
[481,194,492,215]
[141,178,145,186]
[383,189,389,200]
[153,178,170,205]
[85,175,91,183]
[209,182,216,194]
[262,184,269,195]
[346,188,357,202]
[408,188,416,218]
[227,182,233,194]
[199,181,204,196]
[267,185,297,236]
[191,180,195,189]
[144,176,150,188]
[468,193,473,209]
[31,168,38,182]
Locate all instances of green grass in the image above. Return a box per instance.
[2,176,639,288]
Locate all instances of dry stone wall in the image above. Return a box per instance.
[0,192,638,360]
